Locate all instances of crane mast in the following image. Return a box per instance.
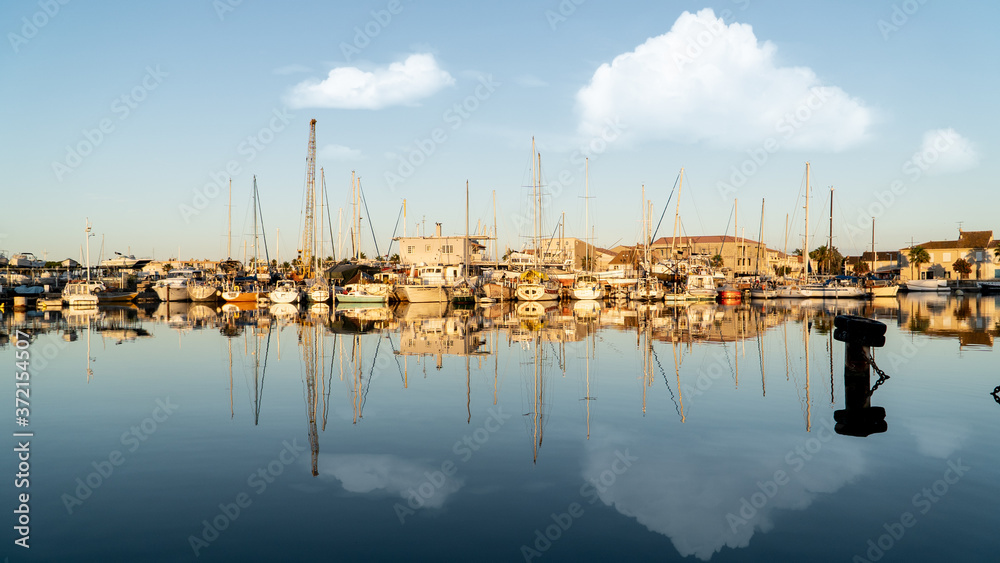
[301,118,317,279]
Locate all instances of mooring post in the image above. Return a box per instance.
[833,315,888,437]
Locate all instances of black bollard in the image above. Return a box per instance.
[833,315,888,437]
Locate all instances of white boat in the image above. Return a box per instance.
[153,277,190,301]
[515,270,560,301]
[686,274,719,300]
[629,278,664,301]
[337,283,388,304]
[306,285,331,303]
[188,279,222,302]
[776,279,866,299]
[99,252,151,269]
[865,280,899,298]
[749,286,778,300]
[395,284,449,303]
[904,279,948,292]
[268,279,302,304]
[570,273,605,300]
[10,252,44,268]
[63,280,103,307]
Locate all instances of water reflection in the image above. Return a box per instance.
[2,293,999,560]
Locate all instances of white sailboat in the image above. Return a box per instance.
[571,159,605,300]
[515,138,560,302]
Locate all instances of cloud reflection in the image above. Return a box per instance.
[317,454,463,508]
[581,425,866,560]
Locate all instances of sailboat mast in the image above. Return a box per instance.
[227,178,232,258]
[804,162,810,279]
[492,190,499,268]
[318,167,325,274]
[755,198,764,278]
[531,137,538,268]
[585,158,590,270]
[829,186,834,275]
[465,180,469,277]
[871,217,876,275]
[253,176,258,272]
[670,168,683,271]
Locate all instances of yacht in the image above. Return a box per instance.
[152,269,201,301]
[570,273,605,300]
[62,280,104,307]
[904,279,948,292]
[99,252,152,269]
[10,253,44,268]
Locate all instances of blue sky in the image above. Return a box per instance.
[2,0,996,263]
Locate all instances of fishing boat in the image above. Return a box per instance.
[268,279,302,304]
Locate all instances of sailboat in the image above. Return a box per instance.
[750,199,777,300]
[571,159,605,300]
[515,138,560,302]
[776,164,864,299]
[629,186,664,301]
[223,177,269,303]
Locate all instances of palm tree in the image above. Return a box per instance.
[710,254,724,269]
[908,246,930,280]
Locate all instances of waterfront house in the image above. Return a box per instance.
[899,230,997,281]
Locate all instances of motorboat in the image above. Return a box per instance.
[9,253,44,268]
[904,279,948,292]
[62,280,104,307]
[337,283,388,304]
[99,252,151,269]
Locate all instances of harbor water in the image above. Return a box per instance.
[2,293,998,561]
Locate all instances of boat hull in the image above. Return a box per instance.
[515,283,559,301]
[397,285,450,303]
[153,286,190,301]
[188,284,221,302]
[904,280,948,292]
[221,291,263,303]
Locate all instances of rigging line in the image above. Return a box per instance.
[323,175,336,262]
[383,332,406,385]
[681,171,709,238]
[322,329,336,431]
[718,203,736,256]
[650,344,683,421]
[361,335,383,413]
[835,194,859,256]
[256,330,273,425]
[356,178,382,258]
[649,172,680,244]
[384,202,404,261]
[255,182,272,266]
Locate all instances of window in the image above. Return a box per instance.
[441,245,454,254]
[407,245,415,254]
[943,252,951,262]
[425,245,431,252]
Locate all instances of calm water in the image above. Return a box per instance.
[2,293,998,562]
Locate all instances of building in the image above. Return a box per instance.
[650,235,803,277]
[394,223,488,266]
[844,251,900,275]
[899,230,998,281]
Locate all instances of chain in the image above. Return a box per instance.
[862,348,890,398]
[992,385,1000,406]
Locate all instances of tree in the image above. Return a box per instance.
[809,245,844,275]
[995,245,1000,262]
[162,263,173,275]
[390,253,400,263]
[359,252,367,260]
[907,246,930,280]
[580,256,594,271]
[710,254,724,269]
[282,261,291,272]
[952,258,972,279]
[853,261,870,276]
[773,265,791,277]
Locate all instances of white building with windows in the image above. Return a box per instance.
[394,223,489,266]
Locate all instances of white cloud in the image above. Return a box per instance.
[272,64,312,75]
[319,144,362,161]
[916,128,979,175]
[285,53,455,110]
[316,454,462,508]
[904,418,969,458]
[575,8,873,151]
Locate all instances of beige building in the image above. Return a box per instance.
[650,235,802,277]
[395,223,488,266]
[899,230,998,281]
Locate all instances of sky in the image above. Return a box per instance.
[2,0,997,263]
